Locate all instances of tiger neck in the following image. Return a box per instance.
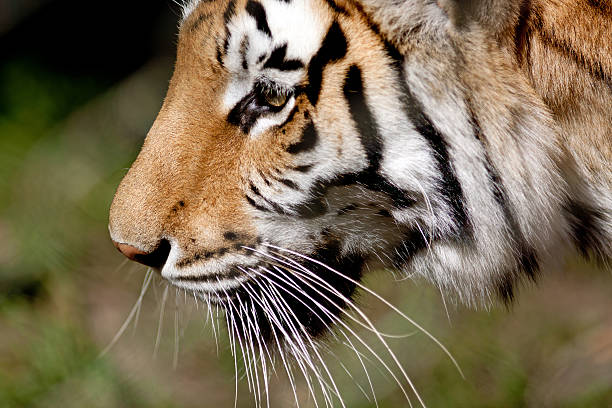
[354,0,568,303]
[350,0,610,301]
[518,0,612,185]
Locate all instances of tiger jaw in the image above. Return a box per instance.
[157,235,369,340]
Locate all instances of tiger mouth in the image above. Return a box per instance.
[171,246,366,341]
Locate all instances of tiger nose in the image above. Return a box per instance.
[112,239,171,269]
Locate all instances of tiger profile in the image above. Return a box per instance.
[108,0,611,404]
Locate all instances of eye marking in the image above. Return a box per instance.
[227,81,294,134]
[263,44,305,72]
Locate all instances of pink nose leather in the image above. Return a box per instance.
[113,241,148,261]
[112,240,171,269]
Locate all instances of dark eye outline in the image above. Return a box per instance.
[227,81,295,133]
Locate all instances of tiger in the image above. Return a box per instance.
[108,0,611,404]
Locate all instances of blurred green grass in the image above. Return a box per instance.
[0,53,611,408]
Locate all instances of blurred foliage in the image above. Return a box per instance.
[1,9,611,408]
[0,55,180,407]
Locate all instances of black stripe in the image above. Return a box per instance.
[250,182,263,197]
[287,120,318,154]
[377,209,392,217]
[467,101,539,283]
[513,0,531,67]
[223,35,231,56]
[293,164,313,173]
[245,0,272,37]
[532,13,610,84]
[384,43,471,233]
[216,45,224,67]
[258,170,271,186]
[565,201,610,263]
[407,104,469,232]
[223,0,237,25]
[292,174,355,218]
[246,195,271,213]
[273,177,299,190]
[324,0,348,14]
[342,65,417,208]
[239,35,250,70]
[216,0,238,67]
[306,21,347,105]
[263,44,304,71]
[497,276,516,304]
[186,12,211,33]
[248,183,292,215]
[343,65,380,168]
[250,175,328,218]
[588,0,612,13]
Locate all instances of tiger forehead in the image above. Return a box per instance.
[183,0,340,34]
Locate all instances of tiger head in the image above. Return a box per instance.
[109,0,567,339]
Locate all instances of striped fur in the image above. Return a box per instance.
[109,0,611,340]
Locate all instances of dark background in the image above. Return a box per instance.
[1,1,611,407]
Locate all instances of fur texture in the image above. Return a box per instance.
[109,0,611,323]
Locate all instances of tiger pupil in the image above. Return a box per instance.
[264,90,287,107]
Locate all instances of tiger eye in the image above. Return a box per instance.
[264,90,288,107]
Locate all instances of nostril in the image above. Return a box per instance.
[113,239,171,269]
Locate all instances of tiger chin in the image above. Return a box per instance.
[109,0,610,352]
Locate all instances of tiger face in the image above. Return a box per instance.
[110,0,418,337]
[110,0,603,344]
[108,0,612,403]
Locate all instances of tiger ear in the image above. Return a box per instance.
[438,0,521,33]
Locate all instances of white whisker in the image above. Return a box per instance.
[249,247,417,340]
[260,247,425,407]
[249,280,324,407]
[260,266,380,407]
[264,280,340,408]
[239,276,302,408]
[101,269,153,356]
[173,289,180,369]
[153,284,170,359]
[267,244,464,379]
[259,265,409,406]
